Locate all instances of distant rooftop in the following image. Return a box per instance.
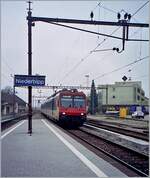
[98,81,142,88]
[1,91,27,106]
[115,81,142,87]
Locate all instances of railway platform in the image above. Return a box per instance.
[1,114,127,177]
[87,115,149,156]
[87,114,149,129]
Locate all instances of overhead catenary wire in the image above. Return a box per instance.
[79,2,149,83]
[2,58,15,74]
[131,1,149,17]
[82,25,148,82]
[93,56,149,80]
[100,5,117,14]
[139,28,142,59]
[55,28,84,84]
[118,1,149,23]
[93,2,145,21]
[2,59,15,86]
[96,3,144,24]
[60,26,122,83]
[92,2,117,14]
[119,9,138,23]
[60,30,120,83]
[92,2,120,41]
[91,2,101,12]
[129,27,143,38]
[60,5,147,81]
[60,52,92,82]
[92,1,119,37]
[133,74,148,80]
[59,25,122,83]
[57,1,149,83]
[94,1,149,49]
[1,73,12,83]
[63,1,149,79]
[97,2,101,40]
[59,21,148,82]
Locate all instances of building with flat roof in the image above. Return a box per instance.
[97,81,149,113]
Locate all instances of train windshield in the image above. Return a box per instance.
[61,96,73,107]
[74,96,85,108]
[61,95,85,108]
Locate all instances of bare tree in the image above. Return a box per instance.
[1,86,13,94]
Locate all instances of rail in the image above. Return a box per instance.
[1,113,28,124]
[68,128,149,177]
[85,120,149,141]
[43,113,149,176]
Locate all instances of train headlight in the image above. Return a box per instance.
[62,112,66,115]
[81,113,84,116]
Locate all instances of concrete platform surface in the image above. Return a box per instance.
[83,124,149,156]
[86,115,149,156]
[1,114,127,177]
[88,115,149,130]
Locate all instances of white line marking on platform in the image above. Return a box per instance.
[1,120,26,139]
[84,123,149,145]
[42,119,108,177]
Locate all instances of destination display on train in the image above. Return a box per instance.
[14,75,46,87]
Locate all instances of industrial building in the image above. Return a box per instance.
[97,81,149,113]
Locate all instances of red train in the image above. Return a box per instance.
[41,89,87,127]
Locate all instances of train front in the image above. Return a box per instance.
[59,90,87,127]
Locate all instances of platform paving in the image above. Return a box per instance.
[88,114,149,129]
[1,114,127,177]
[87,115,149,156]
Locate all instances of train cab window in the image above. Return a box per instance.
[61,96,73,107]
[74,96,85,108]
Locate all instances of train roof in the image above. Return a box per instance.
[47,89,85,99]
[41,89,86,106]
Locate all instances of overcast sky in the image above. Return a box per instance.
[1,1,149,103]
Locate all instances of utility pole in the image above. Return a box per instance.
[13,82,15,117]
[27,1,34,135]
[11,74,16,117]
[85,75,89,87]
[106,85,108,111]
[25,2,149,124]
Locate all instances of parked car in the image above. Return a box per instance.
[132,111,144,119]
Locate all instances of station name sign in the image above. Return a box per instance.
[14,75,46,87]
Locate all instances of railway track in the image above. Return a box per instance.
[43,114,149,177]
[86,119,149,141]
[67,128,149,177]
[1,113,28,131]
